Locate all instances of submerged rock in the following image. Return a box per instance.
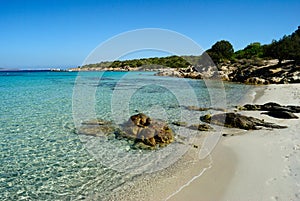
[77,119,119,137]
[188,124,213,131]
[200,112,287,130]
[185,106,210,111]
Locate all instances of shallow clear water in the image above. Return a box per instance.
[0,71,251,200]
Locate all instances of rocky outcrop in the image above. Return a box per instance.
[261,111,299,119]
[200,113,287,130]
[77,113,175,149]
[119,113,174,149]
[239,102,300,113]
[230,60,300,84]
[155,59,300,84]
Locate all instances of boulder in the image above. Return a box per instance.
[239,102,300,113]
[245,77,269,85]
[200,113,287,130]
[119,113,174,148]
[261,111,299,119]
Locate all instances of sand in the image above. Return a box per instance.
[168,84,300,201]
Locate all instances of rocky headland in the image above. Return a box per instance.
[155,59,300,84]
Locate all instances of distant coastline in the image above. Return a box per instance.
[68,26,299,85]
[67,58,299,85]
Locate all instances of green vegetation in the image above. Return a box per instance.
[234,42,265,59]
[81,55,191,69]
[264,26,300,64]
[206,26,300,65]
[206,40,234,64]
[78,26,300,70]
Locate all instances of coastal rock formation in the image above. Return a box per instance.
[230,60,300,84]
[261,111,299,119]
[155,59,300,84]
[77,114,175,149]
[119,113,174,148]
[200,113,287,130]
[239,102,300,113]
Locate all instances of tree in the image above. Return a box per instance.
[206,40,234,64]
[235,42,264,59]
[264,26,300,65]
[289,26,300,64]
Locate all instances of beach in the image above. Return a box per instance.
[1,71,299,200]
[168,84,300,201]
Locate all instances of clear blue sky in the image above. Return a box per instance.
[0,0,299,69]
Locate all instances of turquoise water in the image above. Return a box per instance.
[0,71,251,200]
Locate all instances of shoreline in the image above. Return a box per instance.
[167,139,237,201]
[221,84,300,200]
[162,83,300,201]
[159,84,265,201]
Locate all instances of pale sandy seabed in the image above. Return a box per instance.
[110,84,300,201]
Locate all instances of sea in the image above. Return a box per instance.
[0,71,252,200]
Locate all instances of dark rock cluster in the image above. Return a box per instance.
[76,102,299,148]
[239,102,299,119]
[200,113,287,130]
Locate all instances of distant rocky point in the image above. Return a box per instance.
[68,58,299,85]
[155,59,300,84]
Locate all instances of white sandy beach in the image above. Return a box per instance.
[168,84,300,201]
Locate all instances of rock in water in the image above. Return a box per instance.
[76,114,174,149]
[172,121,188,127]
[77,119,119,137]
[188,124,213,131]
[261,111,299,119]
[200,113,287,130]
[185,106,210,111]
[119,113,174,148]
[130,113,151,127]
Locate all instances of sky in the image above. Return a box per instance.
[0,0,299,69]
